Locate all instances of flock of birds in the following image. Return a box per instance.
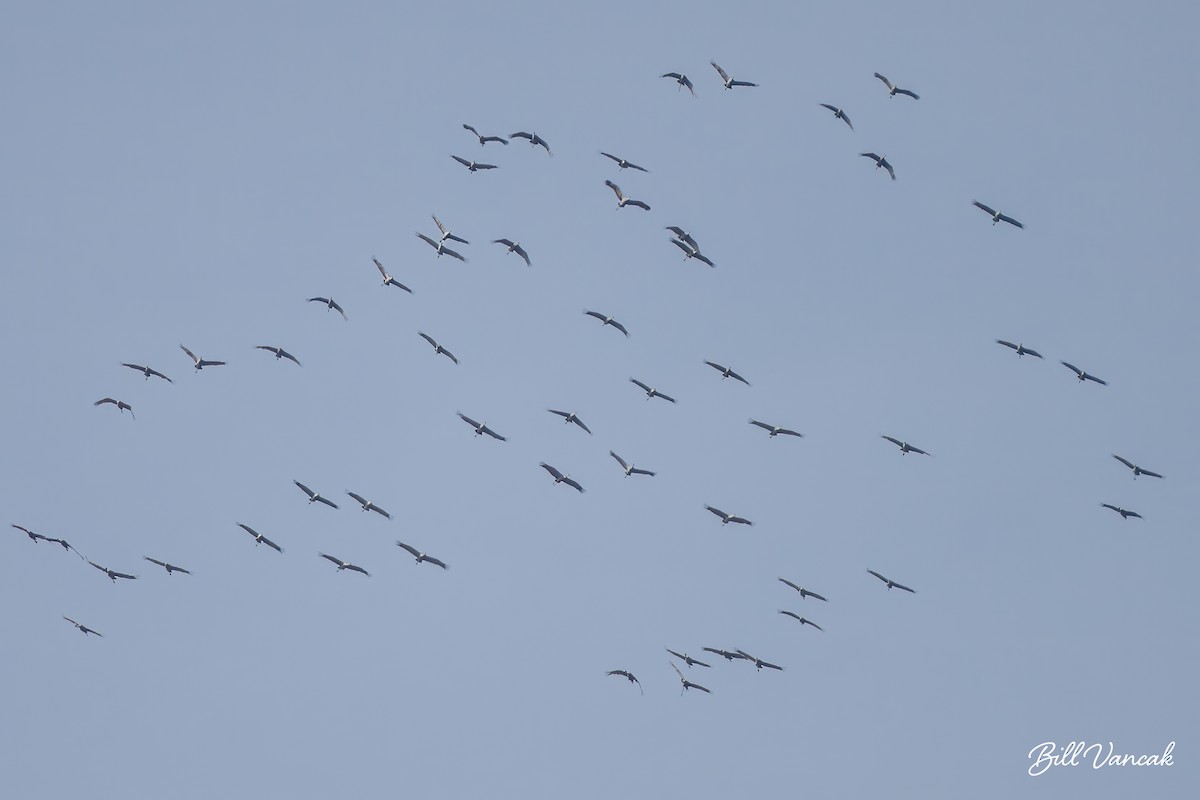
[16,61,1168,699]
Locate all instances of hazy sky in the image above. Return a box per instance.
[2,2,1196,797]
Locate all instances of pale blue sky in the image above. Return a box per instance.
[2,2,1197,797]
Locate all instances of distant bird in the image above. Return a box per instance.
[493,238,531,266]
[144,556,191,575]
[180,344,225,371]
[431,214,469,245]
[89,560,137,583]
[818,103,854,129]
[600,152,648,172]
[548,409,592,434]
[630,378,676,403]
[457,412,506,441]
[237,523,283,553]
[671,662,712,694]
[510,131,552,156]
[670,236,715,267]
[584,310,629,337]
[255,345,302,366]
[735,649,784,671]
[860,152,896,180]
[294,480,339,509]
[701,647,742,662]
[121,363,172,382]
[868,569,916,593]
[540,462,585,493]
[606,670,642,694]
[666,648,710,668]
[416,232,468,262]
[874,72,920,99]
[346,492,391,519]
[705,505,753,526]
[1060,361,1107,385]
[605,180,651,210]
[749,420,802,438]
[12,525,83,558]
[665,227,700,252]
[711,61,757,89]
[462,124,508,146]
[450,154,497,172]
[778,610,823,630]
[1101,503,1143,520]
[94,397,134,419]
[610,451,655,478]
[972,200,1024,229]
[996,340,1042,359]
[661,72,696,96]
[704,361,750,386]
[418,332,458,364]
[1112,455,1163,479]
[882,435,931,456]
[777,579,827,601]
[307,296,348,320]
[395,540,448,569]
[372,258,413,292]
[63,616,102,637]
[319,553,370,576]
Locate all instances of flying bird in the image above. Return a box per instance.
[874,72,920,99]
[665,649,710,668]
[882,435,931,456]
[255,345,302,366]
[610,451,655,478]
[457,412,506,441]
[540,462,585,493]
[89,560,137,583]
[777,578,827,601]
[868,569,916,593]
[665,227,699,251]
[818,103,854,130]
[431,214,469,245]
[661,72,696,96]
[972,200,1024,229]
[701,647,742,662]
[547,409,592,435]
[606,670,642,694]
[418,332,458,364]
[1101,503,1143,520]
[860,152,896,180]
[94,397,134,419]
[372,258,413,292]
[670,237,715,267]
[450,154,498,172]
[704,361,750,386]
[671,662,712,694]
[510,131,552,156]
[705,505,754,526]
[600,152,648,172]
[12,526,83,558]
[462,124,508,146]
[630,378,676,403]
[319,553,370,576]
[416,232,468,262]
[749,420,802,438]
[307,296,348,320]
[735,649,784,671]
[1112,455,1163,479]
[1060,361,1107,385]
[180,344,225,370]
[121,363,172,382]
[237,523,283,553]
[294,480,339,509]
[605,180,651,210]
[996,340,1042,359]
[583,310,629,337]
[395,541,448,569]
[711,61,757,89]
[778,611,823,631]
[346,492,391,519]
[493,238,531,266]
[63,616,102,637]
[143,557,191,576]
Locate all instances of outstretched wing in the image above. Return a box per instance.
[882,435,904,449]
[483,425,505,441]
[973,200,998,217]
[874,72,895,91]
[294,480,315,499]
[630,378,652,393]
[425,556,448,570]
[609,451,630,470]
[605,179,625,201]
[779,610,802,621]
[998,214,1023,229]
[1112,455,1136,471]
[540,462,565,481]
[563,477,585,493]
[705,505,727,519]
[418,332,438,349]
[320,553,345,567]
[180,344,198,363]
[315,495,340,509]
[892,581,916,593]
[1060,361,1083,377]
[894,88,919,99]
[451,155,471,167]
[868,569,889,584]
[711,61,731,83]
[395,541,421,558]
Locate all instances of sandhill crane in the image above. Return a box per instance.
[548,409,592,434]
[121,363,172,382]
[874,72,919,99]
[868,569,916,593]
[451,154,498,172]
[63,616,102,637]
[705,505,753,526]
[431,214,469,245]
[610,451,655,478]
[418,332,458,364]
[779,610,823,630]
[666,648,710,668]
[89,560,137,582]
[600,152,648,172]
[319,553,370,576]
[818,103,854,129]
[670,237,715,267]
[860,152,896,180]
[749,420,802,438]
[701,647,742,662]
[510,131,552,156]
[605,180,651,210]
[416,232,467,262]
[630,378,676,403]
[255,345,302,366]
[294,480,339,509]
[882,435,931,456]
[777,578,827,601]
[735,649,784,671]
[540,462,585,493]
[457,412,506,441]
[493,238,531,266]
[180,344,225,370]
[94,398,134,419]
[1101,504,1142,520]
[584,310,629,337]
[606,670,642,694]
[144,556,191,575]
[671,662,712,694]
[307,296,348,320]
[1060,361,1107,385]
[237,523,283,552]
[661,72,696,96]
[1112,455,1163,479]
[972,200,1024,229]
[462,124,508,146]
[395,541,448,569]
[996,340,1042,358]
[704,361,750,386]
[711,61,757,89]
[12,525,83,558]
[665,227,700,251]
[346,492,391,519]
[372,258,413,292]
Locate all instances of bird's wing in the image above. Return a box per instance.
[514,245,530,266]
[395,541,421,558]
[973,200,998,216]
[729,370,750,385]
[671,663,686,681]
[451,155,471,167]
[540,463,564,480]
[419,332,437,349]
[1127,511,1143,519]
[693,252,714,268]
[874,72,895,90]
[263,537,282,552]
[628,162,648,173]
[819,103,837,113]
[605,180,625,200]
[868,569,889,583]
[1060,361,1082,376]
[1140,469,1164,479]
[316,495,340,509]
[1023,349,1042,359]
[805,591,828,602]
[895,88,919,99]
[347,492,368,507]
[704,361,725,372]
[893,582,916,593]
[661,72,681,80]
[778,577,801,591]
[441,348,459,364]
[330,300,347,319]
[320,553,343,567]
[307,296,327,304]
[996,339,1018,350]
[631,467,656,477]
[690,683,711,693]
[113,571,137,580]
[841,112,853,129]
[610,320,629,336]
[1112,455,1136,470]
[94,398,115,406]
[180,344,198,362]
[347,564,369,576]
[705,505,726,519]
[281,349,302,365]
[584,310,605,322]
[237,523,259,537]
[777,428,803,437]
[630,378,652,392]
[294,480,315,498]
[807,621,824,631]
[573,417,592,434]
[371,505,391,519]
[443,246,467,262]
[761,660,784,671]
[734,649,755,661]
[711,61,730,82]
[600,152,620,163]
[483,426,505,441]
[198,359,225,367]
[682,76,695,95]
[860,152,881,162]
[563,478,585,493]
[494,238,514,248]
[1085,374,1108,385]
[446,232,469,244]
[457,412,480,428]
[547,409,569,419]
[144,557,167,568]
[173,565,192,575]
[670,238,694,255]
[610,451,630,469]
[88,560,107,573]
[432,214,448,236]
[425,557,448,570]
[64,616,80,627]
[730,516,754,526]
[1101,504,1119,513]
[627,200,651,210]
[373,257,388,278]
[510,131,532,141]
[731,80,758,87]
[998,214,1024,229]
[416,233,441,251]
[121,363,144,373]
[779,610,801,621]
[884,161,896,180]
[255,345,276,354]
[666,648,685,660]
[908,445,930,456]
[463,124,479,136]
[882,436,903,448]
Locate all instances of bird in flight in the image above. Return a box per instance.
[996,340,1042,359]
[778,610,823,631]
[372,258,413,292]
[665,226,700,252]
[180,344,225,370]
[319,553,370,576]
[705,505,753,526]
[64,616,102,637]
[749,420,802,438]
[972,201,1024,229]
[778,578,827,601]
[671,662,712,694]
[610,451,655,478]
[255,345,302,366]
[89,560,137,583]
[540,462,585,493]
[711,61,757,89]
[143,556,191,576]
[122,363,172,382]
[661,72,696,96]
[882,436,931,456]
[600,152,648,172]
[605,180,651,210]
[237,523,283,552]
[1060,361,1107,385]
[12,525,83,558]
[548,409,592,435]
[701,647,742,662]
[346,492,391,519]
[874,72,919,99]
[860,152,896,180]
[665,649,710,668]
[451,155,498,172]
[510,131,552,156]
[493,238,531,266]
[462,124,508,146]
[704,361,751,386]
[457,412,506,441]
[1101,504,1142,520]
[1112,455,1163,479]
[94,397,134,419]
[630,378,676,403]
[294,480,339,509]
[307,296,348,320]
[735,649,784,671]
[583,310,629,337]
[431,214,469,245]
[416,232,468,262]
[395,541,448,569]
[818,103,853,130]
[670,236,715,267]
[418,332,458,364]
[606,670,642,694]
[868,569,916,593]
